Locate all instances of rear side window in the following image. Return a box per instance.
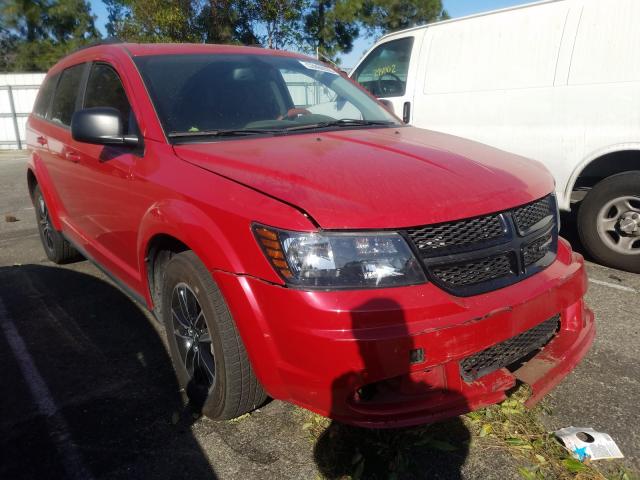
[50,64,85,127]
[84,63,135,134]
[32,74,59,118]
[353,38,414,97]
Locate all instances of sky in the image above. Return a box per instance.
[87,0,531,67]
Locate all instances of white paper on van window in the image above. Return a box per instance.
[298,60,338,75]
[554,427,624,461]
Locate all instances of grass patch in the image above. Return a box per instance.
[465,385,635,480]
[299,410,473,479]
[299,386,637,480]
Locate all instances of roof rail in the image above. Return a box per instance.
[72,37,124,53]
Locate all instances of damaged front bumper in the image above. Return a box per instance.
[214,238,594,428]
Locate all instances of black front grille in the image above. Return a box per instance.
[459,314,560,382]
[408,214,505,252]
[405,194,558,296]
[513,196,553,234]
[523,231,553,266]
[431,254,513,287]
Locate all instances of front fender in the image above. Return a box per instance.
[137,199,287,397]
[137,199,246,303]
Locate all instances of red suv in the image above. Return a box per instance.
[26,43,594,427]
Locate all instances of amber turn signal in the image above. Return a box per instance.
[254,226,294,279]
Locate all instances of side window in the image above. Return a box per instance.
[353,37,414,98]
[49,64,85,127]
[84,63,136,134]
[32,73,59,118]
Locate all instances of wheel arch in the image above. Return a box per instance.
[137,199,245,310]
[138,203,283,397]
[564,145,640,209]
[26,158,64,230]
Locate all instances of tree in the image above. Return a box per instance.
[361,0,447,35]
[303,0,446,62]
[104,0,127,37]
[105,0,200,42]
[0,0,100,71]
[0,27,19,71]
[253,0,305,49]
[303,0,360,60]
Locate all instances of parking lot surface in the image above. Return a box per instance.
[1,151,638,479]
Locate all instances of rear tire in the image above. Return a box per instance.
[577,172,640,273]
[161,251,266,419]
[33,185,80,264]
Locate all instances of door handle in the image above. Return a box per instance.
[65,151,82,163]
[37,136,47,146]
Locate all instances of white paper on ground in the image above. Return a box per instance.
[554,427,624,461]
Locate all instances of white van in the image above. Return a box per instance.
[350,0,640,273]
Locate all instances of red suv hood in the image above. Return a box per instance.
[173,127,554,229]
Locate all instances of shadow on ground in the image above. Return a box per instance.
[314,298,471,479]
[0,264,216,479]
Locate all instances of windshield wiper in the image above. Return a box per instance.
[282,119,396,132]
[168,128,280,138]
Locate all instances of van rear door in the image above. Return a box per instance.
[351,32,423,123]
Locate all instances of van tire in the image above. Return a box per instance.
[161,251,266,420]
[578,172,640,273]
[33,185,80,264]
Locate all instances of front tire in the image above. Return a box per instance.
[161,251,266,419]
[578,172,640,272]
[33,185,80,264]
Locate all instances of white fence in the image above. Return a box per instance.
[0,73,45,150]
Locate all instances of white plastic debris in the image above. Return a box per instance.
[554,427,624,461]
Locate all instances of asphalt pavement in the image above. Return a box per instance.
[0,151,637,479]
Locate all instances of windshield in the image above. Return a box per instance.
[133,53,400,138]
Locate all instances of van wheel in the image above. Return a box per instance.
[161,251,266,419]
[33,185,80,264]
[578,172,640,272]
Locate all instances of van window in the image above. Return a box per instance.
[569,0,640,85]
[32,73,59,118]
[50,64,85,127]
[424,2,568,94]
[84,64,135,134]
[353,37,414,97]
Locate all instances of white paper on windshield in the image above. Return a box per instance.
[298,60,338,75]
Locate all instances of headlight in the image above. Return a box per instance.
[253,225,426,289]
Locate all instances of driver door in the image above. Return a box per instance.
[351,35,420,123]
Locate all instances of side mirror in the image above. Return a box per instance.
[378,99,395,114]
[71,107,139,147]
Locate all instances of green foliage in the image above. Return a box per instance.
[302,0,445,61]
[106,0,445,60]
[361,0,447,34]
[466,385,634,480]
[0,0,99,71]
[1,0,447,71]
[253,0,305,49]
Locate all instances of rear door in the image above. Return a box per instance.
[350,33,422,122]
[44,62,89,241]
[26,72,59,192]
